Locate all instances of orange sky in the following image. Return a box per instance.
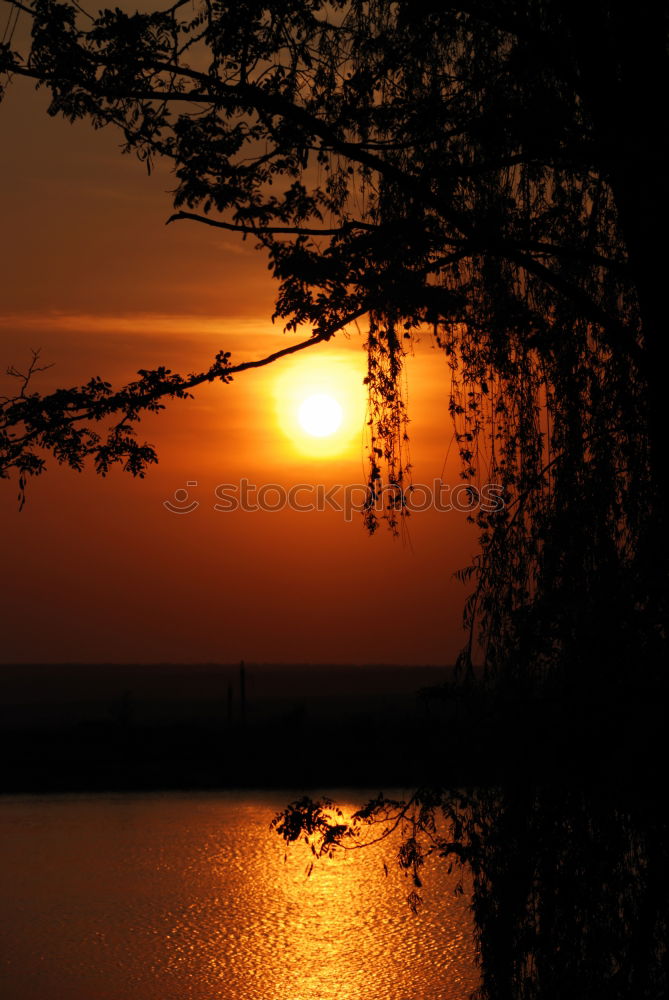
[0,71,480,665]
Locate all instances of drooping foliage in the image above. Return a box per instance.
[1,0,666,684]
[273,784,669,1000]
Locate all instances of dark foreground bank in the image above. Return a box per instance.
[1,662,666,792]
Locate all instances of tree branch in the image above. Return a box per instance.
[165,210,377,237]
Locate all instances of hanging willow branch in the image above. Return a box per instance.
[1,0,666,685]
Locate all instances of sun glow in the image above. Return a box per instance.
[298,394,343,437]
[273,350,367,458]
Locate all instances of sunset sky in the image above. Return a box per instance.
[0,70,479,666]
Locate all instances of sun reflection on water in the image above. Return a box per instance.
[186,796,477,1000]
[0,793,478,1000]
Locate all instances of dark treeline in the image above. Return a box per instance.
[1,662,449,792]
[1,662,664,793]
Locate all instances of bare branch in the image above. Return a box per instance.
[166,210,377,238]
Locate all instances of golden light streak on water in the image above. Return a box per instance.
[0,792,478,1000]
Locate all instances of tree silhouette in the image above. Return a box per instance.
[274,783,669,1000]
[1,0,667,686]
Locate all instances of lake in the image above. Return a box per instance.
[0,791,478,1000]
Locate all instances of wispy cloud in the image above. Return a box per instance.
[0,311,281,338]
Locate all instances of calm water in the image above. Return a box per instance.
[0,791,478,1000]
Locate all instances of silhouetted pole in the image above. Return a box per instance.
[227,680,233,727]
[239,660,247,728]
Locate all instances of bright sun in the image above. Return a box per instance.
[272,351,366,458]
[298,393,343,437]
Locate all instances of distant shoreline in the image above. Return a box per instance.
[2,662,665,794]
